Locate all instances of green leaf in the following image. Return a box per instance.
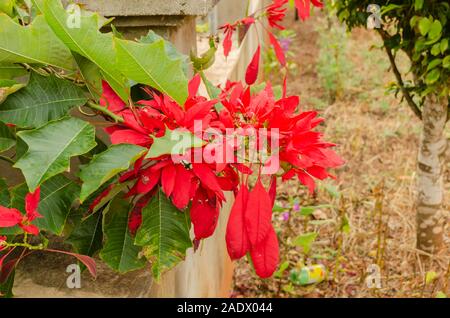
[36,175,80,234]
[380,4,403,16]
[66,210,103,256]
[201,74,224,112]
[79,144,146,202]
[299,204,332,216]
[10,175,80,234]
[293,232,318,254]
[139,30,189,76]
[425,68,440,84]
[436,291,447,298]
[418,18,431,36]
[341,214,351,234]
[427,58,442,71]
[440,39,449,54]
[114,37,188,105]
[425,271,438,285]
[428,20,442,40]
[414,0,424,11]
[38,0,128,101]
[73,52,103,101]
[431,43,441,56]
[0,178,10,206]
[0,121,15,152]
[0,73,88,128]
[272,204,287,213]
[274,260,290,278]
[0,63,27,80]
[14,117,96,191]
[0,14,74,70]
[0,0,15,16]
[100,196,146,273]
[135,188,192,280]
[146,128,206,159]
[410,16,420,28]
[442,56,450,69]
[321,183,341,198]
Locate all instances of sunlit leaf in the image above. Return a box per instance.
[135,188,192,280]
[14,117,96,191]
[0,73,88,128]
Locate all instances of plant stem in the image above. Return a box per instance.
[4,242,45,250]
[86,101,124,123]
[199,71,214,99]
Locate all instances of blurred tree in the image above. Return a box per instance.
[333,0,449,254]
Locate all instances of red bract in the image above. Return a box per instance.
[268,32,286,66]
[190,189,219,240]
[294,0,323,21]
[219,23,236,58]
[245,46,261,85]
[266,0,288,30]
[219,17,255,58]
[100,81,126,112]
[0,187,42,235]
[128,193,153,236]
[250,227,279,278]
[25,188,42,222]
[244,178,273,246]
[225,184,250,259]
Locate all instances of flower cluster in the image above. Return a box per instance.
[98,76,239,242]
[217,81,343,277]
[97,70,343,277]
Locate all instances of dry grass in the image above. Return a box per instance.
[232,11,450,298]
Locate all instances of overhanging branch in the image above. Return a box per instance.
[378,30,422,120]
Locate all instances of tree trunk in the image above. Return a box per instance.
[416,94,448,254]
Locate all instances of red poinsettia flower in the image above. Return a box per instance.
[98,76,236,241]
[266,0,288,30]
[0,187,42,235]
[98,72,342,278]
[219,23,237,58]
[218,79,343,277]
[219,17,255,58]
[101,75,217,147]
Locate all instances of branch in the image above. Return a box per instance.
[85,101,124,123]
[378,30,422,120]
[447,100,449,122]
